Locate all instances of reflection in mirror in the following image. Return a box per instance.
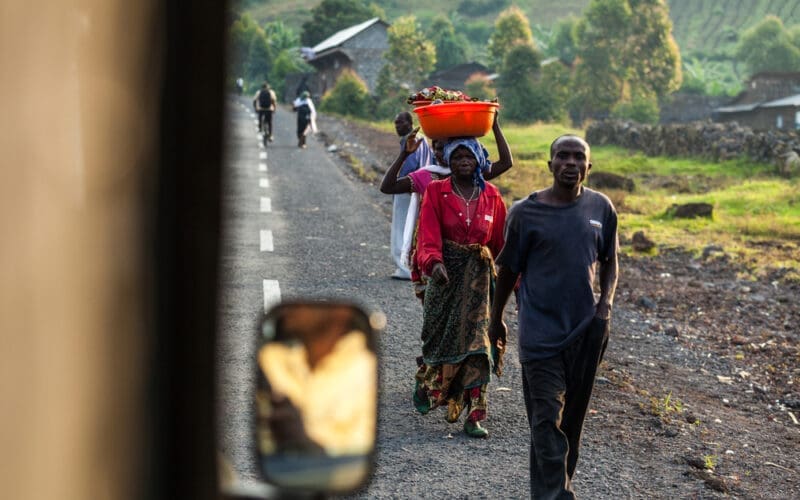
[255,301,380,494]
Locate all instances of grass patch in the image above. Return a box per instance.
[647,391,685,424]
[350,115,800,279]
[483,124,800,279]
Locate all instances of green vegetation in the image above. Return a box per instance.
[647,391,684,423]
[319,69,371,118]
[231,1,800,277]
[239,0,800,98]
[445,121,799,277]
[703,455,718,470]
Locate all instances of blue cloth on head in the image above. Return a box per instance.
[443,137,491,191]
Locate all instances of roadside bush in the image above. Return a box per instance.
[320,69,370,118]
[611,95,660,125]
[464,73,496,101]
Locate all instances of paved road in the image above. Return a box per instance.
[215,95,615,498]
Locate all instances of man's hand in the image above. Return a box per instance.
[488,319,507,349]
[404,127,423,154]
[595,302,612,320]
[431,262,449,285]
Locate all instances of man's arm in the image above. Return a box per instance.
[379,128,421,194]
[484,112,513,180]
[488,264,519,347]
[595,253,618,320]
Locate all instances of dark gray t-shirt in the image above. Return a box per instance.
[496,187,618,362]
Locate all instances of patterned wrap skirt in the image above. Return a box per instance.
[415,240,504,423]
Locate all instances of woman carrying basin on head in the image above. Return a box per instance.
[380,114,513,301]
[411,131,510,438]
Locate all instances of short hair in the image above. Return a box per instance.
[549,134,590,159]
[395,111,412,122]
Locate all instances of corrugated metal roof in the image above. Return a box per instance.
[715,102,762,113]
[310,17,384,57]
[761,93,800,108]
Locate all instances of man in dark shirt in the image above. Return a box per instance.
[489,135,618,499]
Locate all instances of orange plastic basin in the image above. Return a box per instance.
[413,101,499,139]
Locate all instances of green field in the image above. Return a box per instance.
[359,119,799,277]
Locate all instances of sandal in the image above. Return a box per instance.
[463,420,489,438]
[412,382,431,415]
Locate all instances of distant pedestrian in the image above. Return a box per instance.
[292,91,317,148]
[386,111,432,280]
[235,77,244,96]
[253,82,277,141]
[488,135,619,498]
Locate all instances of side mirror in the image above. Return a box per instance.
[254,301,382,494]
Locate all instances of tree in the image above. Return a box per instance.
[570,0,630,120]
[487,6,535,71]
[268,49,312,102]
[570,0,681,122]
[626,0,682,98]
[245,33,274,87]
[263,21,300,53]
[737,16,800,75]
[535,61,572,122]
[428,15,469,71]
[372,16,436,120]
[495,43,542,122]
[371,65,406,120]
[262,21,310,100]
[229,14,263,86]
[384,16,436,89]
[300,0,385,47]
[548,16,579,65]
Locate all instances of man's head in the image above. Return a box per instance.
[548,135,592,189]
[394,111,413,137]
[262,82,268,89]
[432,139,446,166]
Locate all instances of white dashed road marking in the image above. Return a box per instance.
[260,197,272,213]
[263,279,281,313]
[260,230,274,252]
[259,178,269,188]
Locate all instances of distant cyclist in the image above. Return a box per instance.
[253,82,277,141]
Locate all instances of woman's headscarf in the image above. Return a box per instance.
[443,137,491,191]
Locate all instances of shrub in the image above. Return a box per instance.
[320,69,370,118]
[464,73,496,101]
[610,95,660,125]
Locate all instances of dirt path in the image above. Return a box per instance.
[316,112,800,498]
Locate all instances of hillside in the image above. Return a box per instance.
[241,0,800,60]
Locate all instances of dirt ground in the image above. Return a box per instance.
[315,113,800,498]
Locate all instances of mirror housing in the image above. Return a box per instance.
[254,301,382,494]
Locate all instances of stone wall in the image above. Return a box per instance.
[586,119,800,174]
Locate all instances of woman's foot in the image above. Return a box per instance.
[446,400,462,423]
[412,383,430,415]
[463,420,488,438]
